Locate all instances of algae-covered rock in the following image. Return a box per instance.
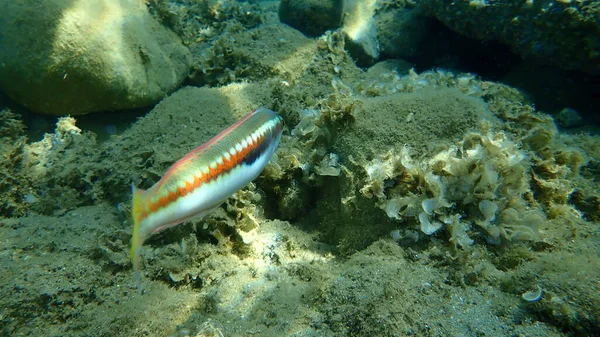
[146,0,264,45]
[0,0,191,115]
[279,0,380,66]
[0,109,29,217]
[278,0,344,37]
[375,4,435,61]
[341,0,380,66]
[334,87,488,159]
[189,23,317,87]
[419,0,600,74]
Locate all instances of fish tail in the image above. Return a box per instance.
[130,183,146,289]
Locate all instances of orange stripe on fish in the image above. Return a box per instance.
[130,108,283,285]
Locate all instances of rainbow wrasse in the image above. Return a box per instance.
[130,108,283,282]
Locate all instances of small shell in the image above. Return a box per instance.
[522,285,543,302]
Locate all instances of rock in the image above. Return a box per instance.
[279,0,380,66]
[556,108,584,128]
[0,0,191,116]
[342,0,380,66]
[419,0,600,74]
[375,5,433,61]
[367,59,414,78]
[279,0,344,37]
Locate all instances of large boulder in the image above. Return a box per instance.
[420,0,600,74]
[278,0,344,37]
[0,0,191,115]
[279,0,380,65]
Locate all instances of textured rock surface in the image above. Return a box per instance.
[375,5,433,61]
[420,0,600,74]
[342,0,380,66]
[278,0,344,37]
[0,0,191,115]
[279,0,380,65]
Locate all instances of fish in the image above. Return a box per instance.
[130,107,283,283]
